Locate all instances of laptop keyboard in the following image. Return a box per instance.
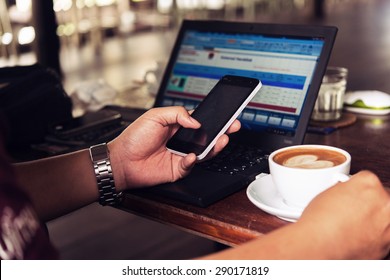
[198,143,269,175]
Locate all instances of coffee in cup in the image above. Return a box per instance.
[269,145,351,209]
[273,147,347,169]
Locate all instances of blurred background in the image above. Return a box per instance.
[1,0,388,259]
[1,0,365,99]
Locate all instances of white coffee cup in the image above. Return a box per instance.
[269,144,351,209]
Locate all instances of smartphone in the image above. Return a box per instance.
[166,75,262,160]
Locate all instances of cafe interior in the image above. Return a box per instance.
[1,0,390,259]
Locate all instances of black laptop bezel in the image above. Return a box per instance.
[153,20,338,152]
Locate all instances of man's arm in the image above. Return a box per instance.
[14,148,98,222]
[13,107,239,222]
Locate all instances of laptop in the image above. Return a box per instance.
[129,20,337,207]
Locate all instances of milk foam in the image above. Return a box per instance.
[283,154,335,169]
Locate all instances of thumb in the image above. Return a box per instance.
[152,106,200,128]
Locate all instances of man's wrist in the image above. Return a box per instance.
[89,143,122,206]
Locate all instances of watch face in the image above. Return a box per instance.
[90,143,109,162]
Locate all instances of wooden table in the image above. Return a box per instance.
[115,0,390,255]
[117,111,390,247]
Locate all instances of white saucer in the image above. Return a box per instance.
[246,174,303,222]
[344,106,390,115]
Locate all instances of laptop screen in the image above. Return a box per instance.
[155,20,337,149]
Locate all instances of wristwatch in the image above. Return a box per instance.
[89,143,121,206]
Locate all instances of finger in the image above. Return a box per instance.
[178,113,201,129]
[226,119,241,134]
[149,106,201,128]
[204,134,230,160]
[349,170,383,190]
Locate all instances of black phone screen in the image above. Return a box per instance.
[167,75,260,156]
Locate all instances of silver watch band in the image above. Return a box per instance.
[89,143,121,206]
